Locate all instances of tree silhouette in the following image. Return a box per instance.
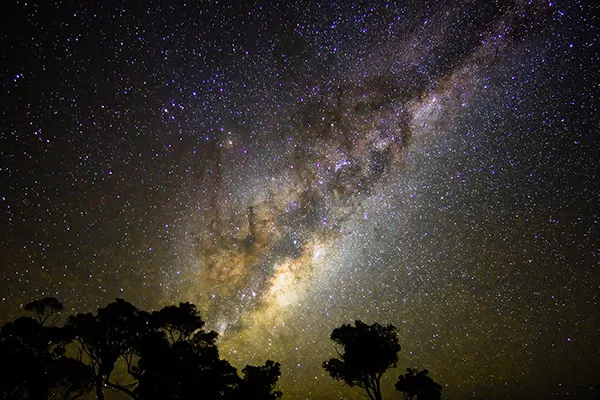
[235,360,283,400]
[1,298,284,400]
[66,299,148,400]
[0,300,92,400]
[395,368,442,400]
[133,304,238,399]
[0,317,49,399]
[148,301,206,343]
[46,357,93,400]
[323,320,400,400]
[24,297,64,326]
[134,303,286,400]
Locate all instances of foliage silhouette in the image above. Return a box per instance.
[148,301,206,343]
[66,298,148,400]
[1,297,284,400]
[24,297,64,326]
[322,320,400,400]
[236,360,283,400]
[46,357,94,400]
[395,368,442,400]
[132,310,238,399]
[0,302,91,400]
[0,317,49,399]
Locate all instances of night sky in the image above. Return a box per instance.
[1,0,599,399]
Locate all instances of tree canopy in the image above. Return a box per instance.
[322,320,400,400]
[0,297,283,400]
[1,298,452,400]
[395,368,442,400]
[23,297,64,326]
[0,298,91,400]
[322,321,445,400]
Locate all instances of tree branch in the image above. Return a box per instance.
[104,379,138,399]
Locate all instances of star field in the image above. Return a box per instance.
[1,1,599,399]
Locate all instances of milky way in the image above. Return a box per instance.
[1,1,599,399]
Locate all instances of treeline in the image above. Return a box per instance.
[0,298,281,400]
[0,297,443,400]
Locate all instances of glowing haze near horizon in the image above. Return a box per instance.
[1,1,599,399]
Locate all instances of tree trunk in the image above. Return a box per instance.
[95,376,105,400]
[374,377,382,400]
